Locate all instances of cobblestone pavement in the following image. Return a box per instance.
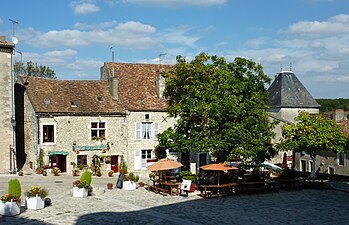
[0,174,349,225]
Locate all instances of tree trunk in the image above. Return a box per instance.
[310,154,317,179]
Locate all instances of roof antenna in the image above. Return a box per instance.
[280,64,283,72]
[290,62,292,71]
[159,53,166,66]
[9,18,19,46]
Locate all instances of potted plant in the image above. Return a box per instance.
[138,181,145,188]
[107,183,113,190]
[108,170,114,177]
[73,170,92,198]
[72,168,79,176]
[25,186,48,210]
[123,172,139,190]
[52,167,60,176]
[0,179,21,216]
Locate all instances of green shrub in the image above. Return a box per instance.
[180,170,198,183]
[80,171,92,188]
[119,161,128,175]
[8,179,21,199]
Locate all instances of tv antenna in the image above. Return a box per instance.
[9,18,19,45]
[159,53,166,66]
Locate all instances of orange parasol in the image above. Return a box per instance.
[147,159,183,172]
[200,163,238,185]
[200,163,238,171]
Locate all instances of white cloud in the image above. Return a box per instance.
[44,49,77,58]
[74,21,118,30]
[123,0,226,6]
[26,21,159,49]
[160,25,200,48]
[67,59,103,70]
[0,18,3,26]
[70,1,100,15]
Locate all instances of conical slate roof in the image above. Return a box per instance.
[268,71,320,108]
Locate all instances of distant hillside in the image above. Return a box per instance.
[316,99,349,113]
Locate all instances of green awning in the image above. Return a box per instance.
[48,151,69,156]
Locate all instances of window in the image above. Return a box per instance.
[91,122,106,139]
[135,122,159,140]
[43,125,54,143]
[309,160,313,173]
[300,159,306,173]
[141,149,152,168]
[77,155,87,167]
[338,153,346,166]
[328,166,335,174]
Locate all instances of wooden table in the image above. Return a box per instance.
[240,181,266,194]
[199,183,239,198]
[160,182,180,196]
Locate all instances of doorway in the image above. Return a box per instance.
[49,154,67,172]
[111,155,119,172]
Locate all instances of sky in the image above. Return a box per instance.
[1,0,349,99]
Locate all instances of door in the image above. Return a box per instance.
[111,155,118,172]
[49,154,67,172]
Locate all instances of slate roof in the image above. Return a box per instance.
[267,71,320,108]
[105,62,172,111]
[18,76,125,115]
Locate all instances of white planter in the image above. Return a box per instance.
[123,181,136,190]
[73,187,88,198]
[25,195,45,210]
[0,200,21,216]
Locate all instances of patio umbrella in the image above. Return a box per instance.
[261,161,282,171]
[200,163,238,185]
[147,159,183,172]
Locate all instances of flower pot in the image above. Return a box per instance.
[0,200,21,216]
[25,195,45,210]
[107,183,113,190]
[189,183,196,192]
[73,187,88,198]
[122,181,136,190]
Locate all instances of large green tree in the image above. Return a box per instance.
[277,112,348,177]
[157,53,277,162]
[14,61,56,79]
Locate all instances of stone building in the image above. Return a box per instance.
[100,62,210,174]
[15,76,127,174]
[0,37,16,173]
[267,71,320,168]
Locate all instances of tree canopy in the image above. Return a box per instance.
[157,53,277,162]
[277,112,348,158]
[14,61,57,79]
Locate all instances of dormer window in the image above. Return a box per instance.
[71,100,77,108]
[145,114,150,120]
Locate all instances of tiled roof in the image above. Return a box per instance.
[18,76,125,114]
[105,62,172,111]
[268,71,320,108]
[0,39,13,48]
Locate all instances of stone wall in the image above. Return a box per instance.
[0,45,14,173]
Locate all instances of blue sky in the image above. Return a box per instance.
[1,0,349,98]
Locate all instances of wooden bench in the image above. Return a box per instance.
[148,185,169,196]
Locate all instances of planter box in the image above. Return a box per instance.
[0,200,21,216]
[25,196,45,210]
[123,181,136,190]
[73,187,88,198]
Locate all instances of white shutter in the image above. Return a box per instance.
[134,150,142,170]
[135,122,141,140]
[153,122,159,140]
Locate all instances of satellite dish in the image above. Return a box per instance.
[11,36,18,45]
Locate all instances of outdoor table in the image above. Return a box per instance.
[199,183,239,198]
[240,181,266,194]
[160,182,180,196]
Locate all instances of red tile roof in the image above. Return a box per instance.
[0,39,13,48]
[18,76,125,114]
[105,62,172,111]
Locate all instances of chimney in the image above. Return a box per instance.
[156,72,165,100]
[109,76,119,100]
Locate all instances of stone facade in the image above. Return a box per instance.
[0,38,15,173]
